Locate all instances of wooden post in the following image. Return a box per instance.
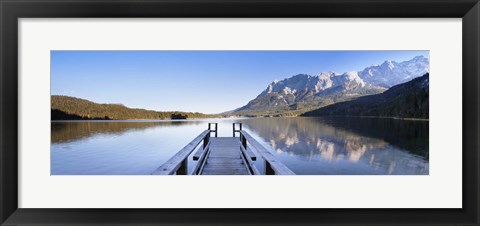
[176,159,188,175]
[203,132,210,149]
[241,133,247,149]
[233,123,236,137]
[265,162,275,175]
[215,123,218,137]
[205,124,210,150]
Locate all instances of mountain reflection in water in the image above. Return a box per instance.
[241,117,428,175]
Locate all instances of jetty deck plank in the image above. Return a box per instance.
[200,137,250,175]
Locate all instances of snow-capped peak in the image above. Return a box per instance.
[344,71,359,80]
[260,55,428,99]
[359,55,429,88]
[381,60,395,70]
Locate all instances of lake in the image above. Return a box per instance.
[51,117,429,175]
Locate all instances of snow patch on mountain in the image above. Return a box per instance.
[359,55,429,87]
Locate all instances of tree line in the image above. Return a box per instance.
[51,95,221,120]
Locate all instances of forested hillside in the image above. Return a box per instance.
[302,73,429,119]
[51,95,219,120]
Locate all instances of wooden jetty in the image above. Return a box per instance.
[152,123,295,175]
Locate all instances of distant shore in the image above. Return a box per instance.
[301,115,429,121]
[51,115,428,122]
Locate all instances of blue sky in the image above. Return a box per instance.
[51,50,428,114]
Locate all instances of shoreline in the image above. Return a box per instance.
[50,117,249,122]
[51,115,428,122]
[301,115,429,121]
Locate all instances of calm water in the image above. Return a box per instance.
[51,117,429,175]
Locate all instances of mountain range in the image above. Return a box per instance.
[232,55,429,116]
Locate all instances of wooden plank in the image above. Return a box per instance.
[208,153,239,155]
[203,160,241,163]
[202,168,248,175]
[202,171,248,175]
[205,163,243,167]
[240,131,295,175]
[209,153,240,155]
[152,130,210,175]
[203,168,247,172]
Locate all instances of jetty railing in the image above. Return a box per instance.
[152,122,295,175]
[152,123,217,175]
[238,124,295,175]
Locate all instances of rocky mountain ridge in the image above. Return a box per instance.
[232,55,429,116]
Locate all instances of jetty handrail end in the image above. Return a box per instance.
[240,131,296,175]
[152,129,210,175]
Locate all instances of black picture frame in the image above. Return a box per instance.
[1,0,479,225]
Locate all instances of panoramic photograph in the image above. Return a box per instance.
[51,50,429,175]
